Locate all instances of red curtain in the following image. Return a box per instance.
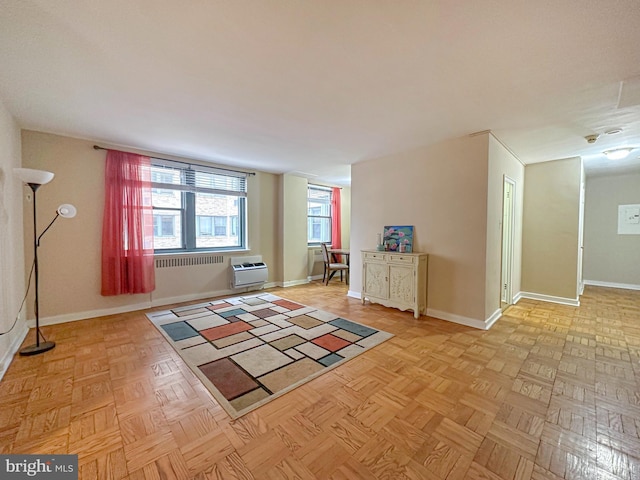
[101,150,155,295]
[331,187,341,249]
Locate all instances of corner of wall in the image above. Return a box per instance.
[0,97,27,379]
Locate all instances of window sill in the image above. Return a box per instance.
[154,248,250,257]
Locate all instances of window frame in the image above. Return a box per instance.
[150,160,248,253]
[307,184,332,246]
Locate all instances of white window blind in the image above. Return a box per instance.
[151,159,247,197]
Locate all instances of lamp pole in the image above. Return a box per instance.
[14,167,75,356]
[20,182,56,356]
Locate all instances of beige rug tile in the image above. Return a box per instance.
[332,329,363,342]
[212,331,255,349]
[187,314,229,331]
[231,344,294,377]
[294,342,331,360]
[259,358,325,393]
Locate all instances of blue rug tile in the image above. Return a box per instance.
[161,321,199,341]
[318,353,343,367]
[219,308,247,318]
[329,318,377,338]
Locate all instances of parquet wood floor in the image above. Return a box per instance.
[2,284,639,479]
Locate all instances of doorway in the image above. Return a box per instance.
[577,177,585,295]
[501,176,516,309]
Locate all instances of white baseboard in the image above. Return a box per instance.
[484,308,503,329]
[0,323,29,381]
[281,279,311,288]
[348,290,497,330]
[427,308,498,330]
[31,301,153,327]
[347,290,361,300]
[153,284,283,308]
[151,289,234,308]
[515,291,580,306]
[583,280,640,291]
[31,285,277,327]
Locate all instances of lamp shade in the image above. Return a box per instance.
[57,204,77,218]
[14,168,55,185]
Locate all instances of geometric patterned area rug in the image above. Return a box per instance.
[146,293,393,419]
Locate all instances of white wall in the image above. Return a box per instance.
[521,157,582,303]
[20,131,282,324]
[18,130,353,324]
[280,174,309,285]
[351,133,491,326]
[486,136,525,316]
[583,172,640,289]
[0,99,27,377]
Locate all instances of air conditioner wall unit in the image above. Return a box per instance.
[230,255,268,288]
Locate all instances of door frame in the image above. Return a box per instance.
[501,176,516,308]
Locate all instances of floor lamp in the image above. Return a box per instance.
[14,168,77,356]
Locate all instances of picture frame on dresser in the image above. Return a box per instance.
[383,225,414,252]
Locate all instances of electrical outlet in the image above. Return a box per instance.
[26,192,32,202]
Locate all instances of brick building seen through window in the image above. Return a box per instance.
[151,163,246,251]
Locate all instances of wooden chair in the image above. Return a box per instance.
[321,243,349,285]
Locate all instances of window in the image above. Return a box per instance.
[230,216,238,236]
[154,215,175,237]
[196,216,213,236]
[151,160,248,252]
[196,215,228,237]
[307,185,332,244]
[151,171,176,194]
[214,216,227,236]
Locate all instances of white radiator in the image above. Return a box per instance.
[230,255,268,288]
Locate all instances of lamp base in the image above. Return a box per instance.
[19,341,56,356]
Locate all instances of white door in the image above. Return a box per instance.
[501,177,516,307]
[577,175,585,295]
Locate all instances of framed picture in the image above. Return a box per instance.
[383,225,414,252]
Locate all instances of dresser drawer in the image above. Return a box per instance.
[388,254,416,264]
[363,251,387,261]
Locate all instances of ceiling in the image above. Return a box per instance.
[1,1,640,186]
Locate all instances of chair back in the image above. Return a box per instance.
[321,243,331,263]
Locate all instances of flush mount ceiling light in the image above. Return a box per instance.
[603,147,634,160]
[604,128,623,135]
